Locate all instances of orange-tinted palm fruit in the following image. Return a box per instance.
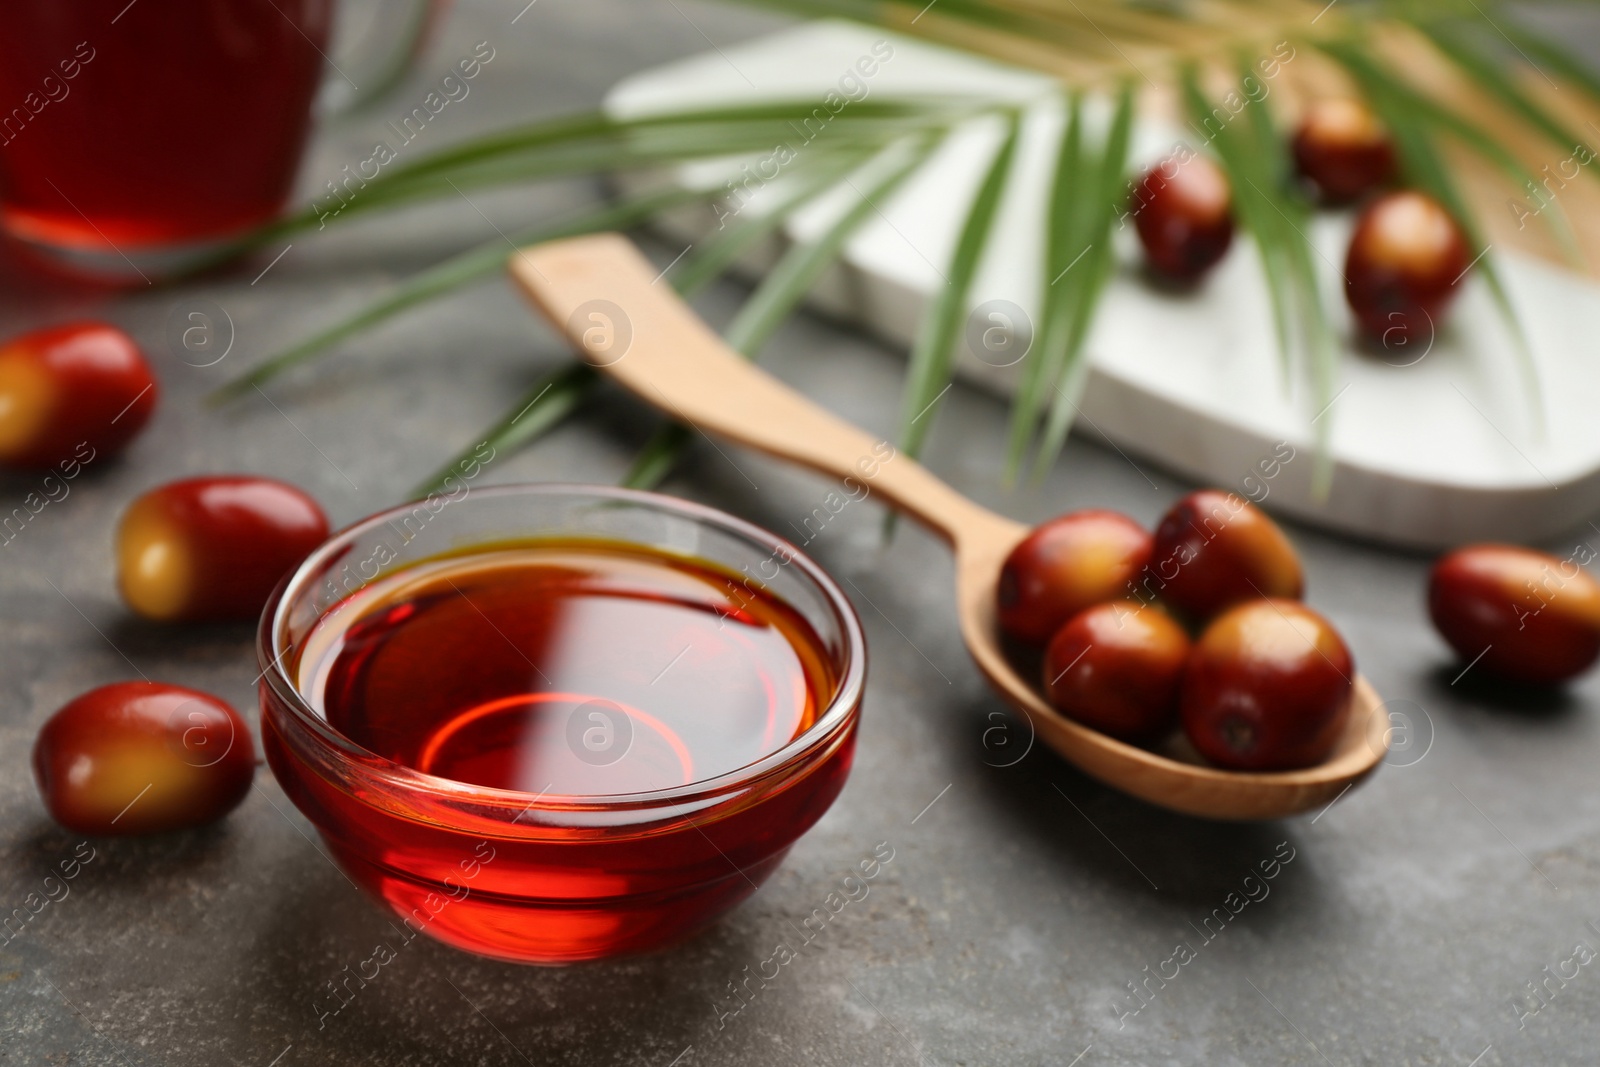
[33,681,255,835]
[1344,191,1470,347]
[1292,98,1397,204]
[997,509,1154,645]
[1043,600,1189,742]
[1181,599,1353,771]
[1132,153,1235,282]
[0,321,157,469]
[117,476,329,622]
[1428,544,1600,685]
[1147,489,1304,622]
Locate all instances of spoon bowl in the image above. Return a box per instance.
[510,233,1388,820]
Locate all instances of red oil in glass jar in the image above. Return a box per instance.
[261,500,864,964]
[0,0,330,270]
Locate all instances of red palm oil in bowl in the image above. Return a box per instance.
[259,485,864,964]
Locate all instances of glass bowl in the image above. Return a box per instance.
[257,484,865,964]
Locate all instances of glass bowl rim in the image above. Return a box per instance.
[258,482,867,814]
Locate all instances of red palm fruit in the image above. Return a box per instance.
[1148,489,1303,622]
[0,322,157,469]
[1428,544,1600,685]
[1042,600,1189,742]
[1181,600,1354,771]
[33,682,255,836]
[997,509,1154,645]
[116,476,329,622]
[1345,191,1470,348]
[1132,153,1235,282]
[1292,98,1398,204]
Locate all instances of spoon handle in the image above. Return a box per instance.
[511,234,1014,547]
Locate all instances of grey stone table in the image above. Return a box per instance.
[4,3,1600,1064]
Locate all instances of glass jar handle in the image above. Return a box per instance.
[317,0,451,116]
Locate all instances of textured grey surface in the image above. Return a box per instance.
[5,2,1600,1065]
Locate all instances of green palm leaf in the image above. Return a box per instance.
[1181,62,1339,492]
[723,135,938,354]
[1181,65,1297,373]
[1032,81,1136,479]
[667,150,879,295]
[1320,37,1577,251]
[1320,37,1543,425]
[410,363,597,498]
[219,0,1600,504]
[624,134,940,488]
[1006,89,1086,478]
[1417,17,1595,170]
[358,100,956,190]
[414,150,885,497]
[1418,22,1586,266]
[898,110,1022,462]
[221,100,965,255]
[210,184,706,402]
[1497,18,1600,107]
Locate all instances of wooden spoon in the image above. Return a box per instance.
[510,233,1388,820]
